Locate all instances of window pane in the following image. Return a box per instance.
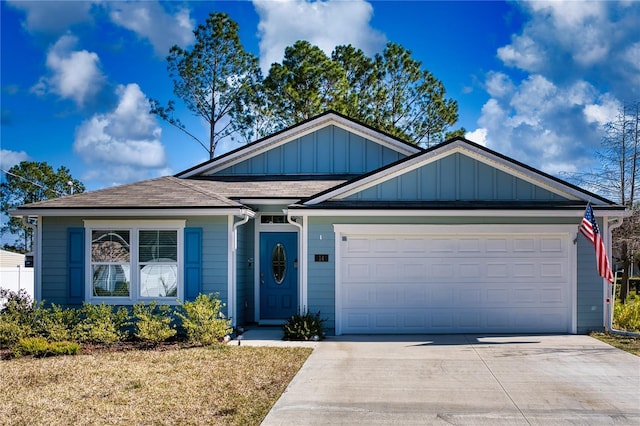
[92,265,130,297]
[139,230,177,262]
[272,243,286,284]
[91,230,130,262]
[139,265,178,297]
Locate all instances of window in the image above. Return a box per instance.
[91,230,131,297]
[261,215,286,224]
[85,221,184,303]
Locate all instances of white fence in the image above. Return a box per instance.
[0,265,34,300]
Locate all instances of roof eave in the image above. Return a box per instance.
[9,207,255,217]
[285,207,628,218]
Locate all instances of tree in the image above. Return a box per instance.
[613,208,640,304]
[1,161,85,253]
[263,41,349,126]
[151,12,261,159]
[330,44,378,122]
[370,42,462,146]
[606,102,640,304]
[575,102,640,303]
[262,41,463,147]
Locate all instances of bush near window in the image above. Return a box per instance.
[176,293,232,345]
[1,289,234,358]
[283,310,326,341]
[73,303,130,344]
[36,304,79,342]
[132,301,177,343]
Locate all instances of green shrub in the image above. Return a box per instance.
[132,302,176,343]
[177,294,232,345]
[614,300,640,332]
[47,340,81,356]
[283,310,326,341]
[36,304,79,342]
[11,336,49,357]
[73,303,130,343]
[0,288,37,346]
[11,337,80,358]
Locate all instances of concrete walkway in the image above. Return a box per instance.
[257,334,640,425]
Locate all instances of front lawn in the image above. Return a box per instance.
[591,332,640,357]
[0,345,311,425]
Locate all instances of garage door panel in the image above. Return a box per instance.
[343,307,571,334]
[339,231,572,334]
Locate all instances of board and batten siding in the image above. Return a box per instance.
[213,125,406,176]
[306,215,606,335]
[306,219,337,333]
[345,153,569,202]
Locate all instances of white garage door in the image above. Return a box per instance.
[337,225,574,334]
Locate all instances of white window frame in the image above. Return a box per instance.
[84,220,185,304]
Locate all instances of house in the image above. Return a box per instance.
[10,111,626,335]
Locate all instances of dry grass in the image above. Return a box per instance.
[591,332,640,357]
[0,345,312,426]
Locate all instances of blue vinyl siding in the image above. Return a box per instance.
[345,152,569,202]
[214,125,407,176]
[306,219,337,333]
[42,217,84,306]
[187,217,229,305]
[576,230,606,333]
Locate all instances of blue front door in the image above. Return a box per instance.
[260,232,298,320]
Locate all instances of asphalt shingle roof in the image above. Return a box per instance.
[15,176,346,210]
[17,176,243,210]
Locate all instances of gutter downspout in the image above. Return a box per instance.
[229,210,252,330]
[607,216,640,337]
[285,210,306,314]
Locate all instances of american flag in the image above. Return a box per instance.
[579,202,614,283]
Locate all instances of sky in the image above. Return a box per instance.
[1,0,639,195]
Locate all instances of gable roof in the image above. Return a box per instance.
[296,137,624,213]
[176,111,422,178]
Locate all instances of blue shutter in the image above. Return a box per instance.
[67,227,85,304]
[184,227,202,300]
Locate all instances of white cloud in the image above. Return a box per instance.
[477,74,611,175]
[0,150,30,170]
[583,94,621,127]
[31,34,105,108]
[465,129,487,147]
[108,2,194,56]
[74,84,167,185]
[253,0,386,72]
[477,1,640,184]
[485,72,516,99]
[497,35,544,72]
[7,0,93,35]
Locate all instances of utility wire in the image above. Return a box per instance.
[1,168,68,197]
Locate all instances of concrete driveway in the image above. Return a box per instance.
[260,334,640,425]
